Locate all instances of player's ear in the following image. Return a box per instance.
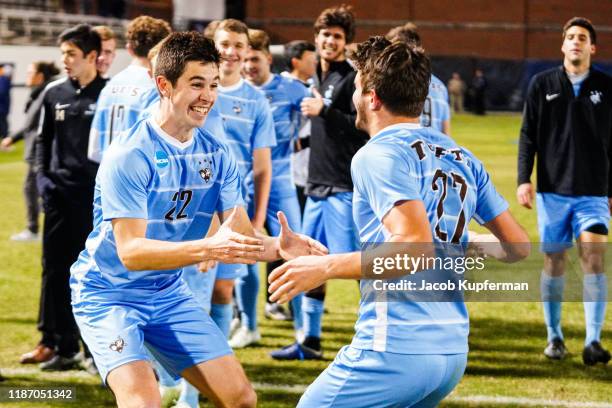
[370,89,383,111]
[156,76,171,98]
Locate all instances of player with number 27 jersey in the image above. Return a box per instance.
[351,123,508,354]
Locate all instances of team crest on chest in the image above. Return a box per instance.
[198,158,213,183]
[233,102,242,114]
[590,91,602,105]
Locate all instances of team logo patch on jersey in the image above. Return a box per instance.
[590,91,602,105]
[199,168,212,182]
[155,151,170,168]
[109,336,127,353]
[233,102,242,114]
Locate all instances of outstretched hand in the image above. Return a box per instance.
[205,207,264,264]
[268,255,329,304]
[277,211,328,261]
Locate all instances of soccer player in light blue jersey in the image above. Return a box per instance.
[269,37,529,408]
[233,28,311,347]
[387,23,451,135]
[212,19,277,343]
[70,32,326,408]
[87,16,171,163]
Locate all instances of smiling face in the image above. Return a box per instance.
[315,27,346,63]
[561,25,595,67]
[60,41,97,80]
[244,48,271,86]
[158,61,219,130]
[214,29,249,77]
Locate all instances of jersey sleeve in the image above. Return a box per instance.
[87,101,108,163]
[469,154,509,224]
[352,144,421,221]
[99,147,152,220]
[251,95,277,149]
[217,142,245,212]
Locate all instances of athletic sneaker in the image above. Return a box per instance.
[10,230,40,242]
[229,327,261,348]
[544,338,567,360]
[229,317,241,338]
[269,342,323,360]
[40,353,81,371]
[582,341,611,366]
[264,302,292,321]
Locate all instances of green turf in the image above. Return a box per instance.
[0,113,610,407]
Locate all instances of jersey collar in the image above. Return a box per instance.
[371,122,422,140]
[218,77,244,93]
[148,116,194,150]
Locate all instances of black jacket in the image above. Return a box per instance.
[35,74,107,191]
[518,66,612,196]
[10,81,50,163]
[307,60,369,196]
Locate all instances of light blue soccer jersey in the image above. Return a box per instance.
[420,74,451,133]
[214,78,276,198]
[255,74,309,198]
[71,117,244,297]
[350,123,508,354]
[88,65,159,162]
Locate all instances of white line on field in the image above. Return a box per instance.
[3,368,611,407]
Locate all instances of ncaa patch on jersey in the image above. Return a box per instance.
[155,151,170,168]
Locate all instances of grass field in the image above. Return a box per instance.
[0,113,610,407]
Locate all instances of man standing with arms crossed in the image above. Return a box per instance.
[271,4,369,360]
[517,17,612,365]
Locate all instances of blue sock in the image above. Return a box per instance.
[291,293,304,331]
[178,379,199,408]
[210,303,233,338]
[303,297,324,339]
[583,273,607,346]
[235,263,259,331]
[541,271,565,342]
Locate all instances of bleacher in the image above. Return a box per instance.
[0,1,127,46]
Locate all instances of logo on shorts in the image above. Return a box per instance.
[109,336,127,353]
[155,151,169,168]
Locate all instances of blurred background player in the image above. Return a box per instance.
[88,16,171,163]
[517,17,612,365]
[92,25,117,78]
[25,24,107,371]
[387,22,451,135]
[269,36,529,408]
[283,40,317,212]
[271,4,369,360]
[238,28,310,346]
[2,62,59,242]
[211,19,276,343]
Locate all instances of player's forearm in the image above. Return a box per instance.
[118,237,209,271]
[325,252,362,280]
[252,164,271,228]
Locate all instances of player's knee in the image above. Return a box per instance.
[235,383,257,408]
[212,280,233,303]
[117,393,161,408]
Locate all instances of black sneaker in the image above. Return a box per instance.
[40,353,81,371]
[544,338,567,360]
[582,341,611,366]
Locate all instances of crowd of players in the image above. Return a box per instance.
[3,4,610,407]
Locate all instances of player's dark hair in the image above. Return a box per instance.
[248,29,270,54]
[350,36,431,117]
[155,32,220,86]
[58,24,101,57]
[285,40,316,70]
[563,17,596,45]
[314,4,355,43]
[386,22,421,47]
[34,61,60,82]
[127,15,172,58]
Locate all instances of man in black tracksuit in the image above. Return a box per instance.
[270,5,369,360]
[517,17,612,365]
[22,24,107,370]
